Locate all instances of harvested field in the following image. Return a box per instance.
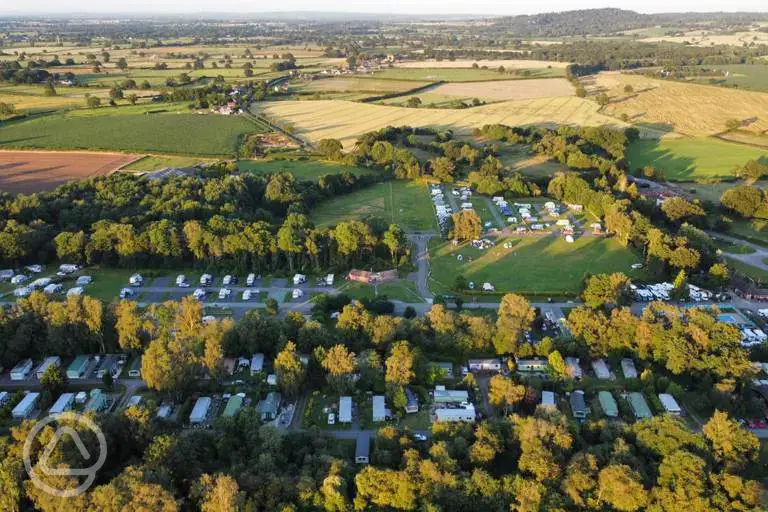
[425,78,572,101]
[291,77,430,93]
[396,59,570,69]
[260,96,626,148]
[593,72,768,137]
[0,151,138,194]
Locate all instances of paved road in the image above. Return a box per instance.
[407,234,434,301]
[708,232,768,272]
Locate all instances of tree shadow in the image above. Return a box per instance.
[626,138,699,180]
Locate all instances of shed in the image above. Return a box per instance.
[339,396,353,423]
[67,355,90,379]
[658,393,682,415]
[256,392,281,421]
[569,390,588,419]
[372,395,386,422]
[435,405,476,422]
[12,392,40,419]
[540,391,556,409]
[250,353,265,375]
[10,359,33,381]
[355,435,370,464]
[592,359,611,380]
[404,387,419,413]
[49,393,75,417]
[621,358,638,379]
[190,397,212,424]
[627,392,653,420]
[156,405,172,419]
[222,395,244,418]
[598,391,619,418]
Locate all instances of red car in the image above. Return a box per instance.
[747,419,758,429]
[758,420,768,429]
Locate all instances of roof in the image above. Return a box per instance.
[13,392,40,414]
[468,358,501,365]
[592,359,611,379]
[569,391,587,413]
[256,392,281,415]
[565,357,583,378]
[67,355,90,371]
[435,405,476,421]
[339,396,352,421]
[190,397,212,421]
[621,358,638,379]
[250,353,264,372]
[541,391,556,407]
[222,395,244,418]
[373,395,386,418]
[355,435,370,458]
[627,392,653,419]
[434,389,469,402]
[658,393,682,413]
[11,358,33,373]
[598,391,618,417]
[49,393,74,414]
[404,388,418,406]
[85,391,107,412]
[129,357,142,372]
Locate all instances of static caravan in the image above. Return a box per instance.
[250,353,265,375]
[435,405,476,423]
[355,435,370,464]
[569,391,588,419]
[404,388,419,414]
[468,358,502,372]
[222,395,244,418]
[67,355,90,380]
[433,386,469,404]
[621,358,638,379]
[10,359,34,381]
[591,359,611,380]
[35,356,61,379]
[540,391,556,409]
[49,393,75,418]
[339,396,353,423]
[189,397,211,424]
[659,393,682,415]
[372,395,386,422]
[598,391,619,418]
[627,392,653,420]
[516,358,548,373]
[12,392,40,419]
[128,357,142,378]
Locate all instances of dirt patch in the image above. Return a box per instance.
[0,151,139,194]
[427,78,573,101]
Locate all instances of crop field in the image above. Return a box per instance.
[594,72,768,137]
[291,77,431,94]
[428,235,647,295]
[371,67,557,82]
[0,151,139,194]
[0,84,115,114]
[238,158,372,180]
[260,96,626,148]
[310,180,437,231]
[625,138,767,181]
[0,106,261,156]
[637,30,768,47]
[396,59,570,70]
[122,155,216,172]
[419,78,573,101]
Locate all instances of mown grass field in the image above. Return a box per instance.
[0,84,115,114]
[238,159,372,180]
[0,106,261,156]
[259,96,625,149]
[625,138,767,181]
[688,64,768,93]
[310,180,437,232]
[429,235,647,295]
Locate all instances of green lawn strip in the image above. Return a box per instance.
[714,238,756,254]
[724,257,768,285]
[625,138,766,181]
[726,219,768,248]
[335,280,424,303]
[428,235,647,296]
[370,67,563,82]
[238,158,373,180]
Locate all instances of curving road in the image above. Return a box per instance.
[708,232,768,272]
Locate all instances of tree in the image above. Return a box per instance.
[708,263,730,289]
[581,272,631,308]
[86,96,101,108]
[597,464,647,511]
[116,57,128,71]
[670,269,689,301]
[596,92,610,107]
[429,156,457,182]
[624,84,634,94]
[494,294,535,354]
[193,473,244,512]
[274,341,305,397]
[382,224,405,265]
[0,101,15,116]
[721,186,763,218]
[451,209,482,242]
[385,341,415,387]
[127,93,138,105]
[115,300,144,351]
[317,139,343,160]
[725,118,742,130]
[661,197,705,223]
[42,80,57,96]
[320,344,356,394]
[547,350,568,380]
[406,96,422,108]
[40,364,67,396]
[703,410,759,472]
[488,375,525,413]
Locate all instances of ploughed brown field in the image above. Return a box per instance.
[0,151,139,194]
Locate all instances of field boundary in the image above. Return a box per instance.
[360,81,445,103]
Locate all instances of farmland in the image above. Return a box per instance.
[309,180,437,232]
[122,155,216,172]
[369,67,562,82]
[395,59,570,70]
[0,84,118,114]
[429,235,647,296]
[238,158,372,180]
[288,77,431,100]
[594,72,768,137]
[260,96,626,148]
[415,78,573,101]
[686,64,768,93]
[625,138,767,181]
[0,150,138,193]
[0,106,261,156]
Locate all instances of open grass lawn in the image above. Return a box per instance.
[335,280,424,303]
[238,158,372,181]
[727,218,768,247]
[429,235,647,296]
[725,258,768,285]
[310,180,438,232]
[0,106,260,156]
[122,155,216,172]
[625,138,767,181]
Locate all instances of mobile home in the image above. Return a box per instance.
[12,392,40,419]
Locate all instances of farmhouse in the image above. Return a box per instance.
[256,392,281,421]
[434,386,469,404]
[516,358,548,373]
[598,391,619,418]
[339,396,353,423]
[540,391,556,410]
[569,391,588,419]
[49,392,75,417]
[592,359,611,380]
[621,358,638,379]
[658,393,682,415]
[468,358,502,372]
[67,355,90,379]
[355,435,370,464]
[10,359,34,381]
[12,392,40,419]
[627,392,653,420]
[190,397,212,424]
[373,395,386,422]
[435,404,476,423]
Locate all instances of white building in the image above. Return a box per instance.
[339,396,352,423]
[658,393,682,415]
[250,353,265,375]
[49,393,75,417]
[189,397,211,424]
[12,392,40,419]
[35,356,61,379]
[435,404,476,422]
[372,395,386,422]
[10,359,33,381]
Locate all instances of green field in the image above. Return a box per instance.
[238,159,372,180]
[725,258,768,284]
[335,280,424,302]
[0,106,261,156]
[429,235,647,295]
[369,67,562,82]
[310,180,438,232]
[123,155,216,172]
[626,138,767,181]
[689,64,768,93]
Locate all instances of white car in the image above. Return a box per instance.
[222,275,235,286]
[25,265,43,273]
[414,433,427,441]
[246,273,256,286]
[193,288,206,300]
[327,413,335,425]
[119,288,134,299]
[218,288,231,300]
[76,275,92,286]
[200,274,213,286]
[176,274,189,287]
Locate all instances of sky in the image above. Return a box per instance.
[0,0,766,15]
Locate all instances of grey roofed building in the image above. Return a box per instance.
[598,391,619,418]
[569,390,588,419]
[627,392,653,420]
[621,358,638,379]
[256,391,281,421]
[355,434,370,464]
[372,395,386,422]
[404,387,419,413]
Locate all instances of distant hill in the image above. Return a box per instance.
[490,8,768,37]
